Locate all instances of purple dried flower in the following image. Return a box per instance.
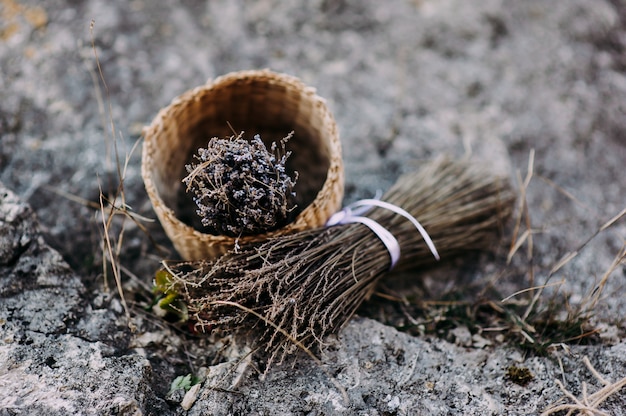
[183,133,298,237]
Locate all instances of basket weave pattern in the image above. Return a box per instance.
[142,70,344,260]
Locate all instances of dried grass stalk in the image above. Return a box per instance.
[162,157,515,362]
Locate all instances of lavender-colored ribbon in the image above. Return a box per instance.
[326,198,440,269]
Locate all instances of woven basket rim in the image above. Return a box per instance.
[141,69,344,259]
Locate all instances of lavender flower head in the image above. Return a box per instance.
[183,133,298,237]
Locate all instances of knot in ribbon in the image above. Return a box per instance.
[326,198,440,270]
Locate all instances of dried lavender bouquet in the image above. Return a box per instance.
[156,157,515,362]
[182,132,298,238]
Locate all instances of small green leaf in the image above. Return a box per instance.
[150,269,188,321]
[154,269,175,293]
[169,373,201,395]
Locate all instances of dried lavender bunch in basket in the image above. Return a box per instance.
[157,157,515,365]
[183,133,298,237]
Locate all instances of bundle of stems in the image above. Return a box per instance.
[162,157,515,362]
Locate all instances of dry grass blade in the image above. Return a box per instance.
[508,149,535,265]
[600,207,626,232]
[541,355,626,416]
[90,19,129,314]
[43,185,154,224]
[98,180,132,326]
[584,244,626,313]
[522,207,625,324]
[501,279,566,303]
[89,20,151,330]
[162,157,515,364]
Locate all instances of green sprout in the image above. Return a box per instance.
[150,269,188,322]
[168,373,202,395]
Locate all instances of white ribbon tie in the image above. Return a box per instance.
[326,198,440,269]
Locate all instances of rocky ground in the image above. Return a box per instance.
[1,0,625,414]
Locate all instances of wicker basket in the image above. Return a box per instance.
[142,70,344,260]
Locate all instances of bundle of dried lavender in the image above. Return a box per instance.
[157,157,515,364]
[183,133,298,237]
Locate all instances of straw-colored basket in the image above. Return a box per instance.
[142,70,344,260]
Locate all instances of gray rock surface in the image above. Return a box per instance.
[1,0,625,415]
[0,184,168,415]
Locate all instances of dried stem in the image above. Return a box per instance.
[541,355,626,416]
[163,157,515,363]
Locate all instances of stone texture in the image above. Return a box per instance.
[1,0,625,414]
[0,184,168,415]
